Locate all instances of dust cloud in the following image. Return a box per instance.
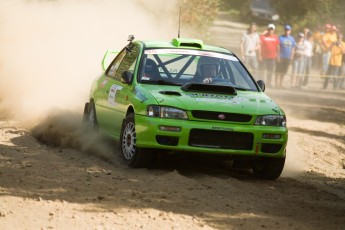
[0,0,179,122]
[31,109,118,163]
[0,0,180,159]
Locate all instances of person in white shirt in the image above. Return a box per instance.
[292,32,306,88]
[240,22,260,74]
[301,30,314,88]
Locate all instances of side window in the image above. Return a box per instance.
[106,49,126,78]
[115,44,140,80]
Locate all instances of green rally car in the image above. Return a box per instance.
[83,36,288,180]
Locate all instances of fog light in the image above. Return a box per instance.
[159,126,181,132]
[262,133,281,139]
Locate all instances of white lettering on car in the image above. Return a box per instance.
[186,93,247,104]
[108,84,123,106]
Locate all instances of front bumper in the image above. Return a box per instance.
[134,114,288,157]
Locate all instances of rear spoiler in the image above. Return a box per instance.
[101,49,119,71]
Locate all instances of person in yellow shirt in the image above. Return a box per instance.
[323,33,345,89]
[320,24,338,75]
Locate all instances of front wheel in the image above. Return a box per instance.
[252,155,286,180]
[120,113,153,168]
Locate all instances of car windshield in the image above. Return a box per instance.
[138,49,258,91]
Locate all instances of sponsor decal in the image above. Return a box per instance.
[186,93,247,104]
[133,87,148,102]
[100,79,109,88]
[107,84,123,106]
[212,126,234,131]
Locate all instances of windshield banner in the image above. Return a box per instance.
[145,49,238,61]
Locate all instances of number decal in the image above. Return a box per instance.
[108,84,123,106]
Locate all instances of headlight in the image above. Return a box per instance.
[255,115,286,127]
[146,105,188,119]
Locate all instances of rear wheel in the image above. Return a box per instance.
[252,155,286,180]
[120,113,153,168]
[83,102,98,130]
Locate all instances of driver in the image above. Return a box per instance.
[200,63,218,84]
[196,56,220,84]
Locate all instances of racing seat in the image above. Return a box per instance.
[143,58,161,81]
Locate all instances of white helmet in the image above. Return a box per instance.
[197,56,220,76]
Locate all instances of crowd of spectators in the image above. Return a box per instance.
[240,22,345,90]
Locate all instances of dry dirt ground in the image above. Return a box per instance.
[1,80,345,230]
[1,10,345,230]
[1,88,345,230]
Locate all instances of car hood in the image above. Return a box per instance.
[139,84,283,116]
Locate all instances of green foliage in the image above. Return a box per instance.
[216,0,345,34]
[219,0,250,10]
[179,0,220,39]
[272,0,345,32]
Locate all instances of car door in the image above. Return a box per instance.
[94,49,127,130]
[101,44,140,138]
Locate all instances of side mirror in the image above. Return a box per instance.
[121,71,134,84]
[257,80,265,92]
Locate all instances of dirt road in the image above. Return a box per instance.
[1,88,345,230]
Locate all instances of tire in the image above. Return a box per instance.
[252,155,286,180]
[120,113,153,168]
[83,101,98,130]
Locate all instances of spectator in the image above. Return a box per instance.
[291,32,306,88]
[341,43,345,89]
[320,24,338,76]
[240,22,260,75]
[312,25,323,71]
[276,24,295,88]
[259,23,280,87]
[323,32,345,90]
[301,30,314,88]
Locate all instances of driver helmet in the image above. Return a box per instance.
[197,56,220,77]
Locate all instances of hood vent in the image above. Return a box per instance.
[159,91,182,96]
[181,83,237,95]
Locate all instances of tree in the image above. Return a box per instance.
[273,0,345,31]
[179,0,220,39]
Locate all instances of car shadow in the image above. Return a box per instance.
[2,130,345,229]
[147,152,255,180]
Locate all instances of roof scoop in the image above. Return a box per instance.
[172,38,203,49]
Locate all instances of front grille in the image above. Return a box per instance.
[191,110,252,122]
[189,129,253,150]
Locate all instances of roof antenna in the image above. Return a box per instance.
[178,6,181,38]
